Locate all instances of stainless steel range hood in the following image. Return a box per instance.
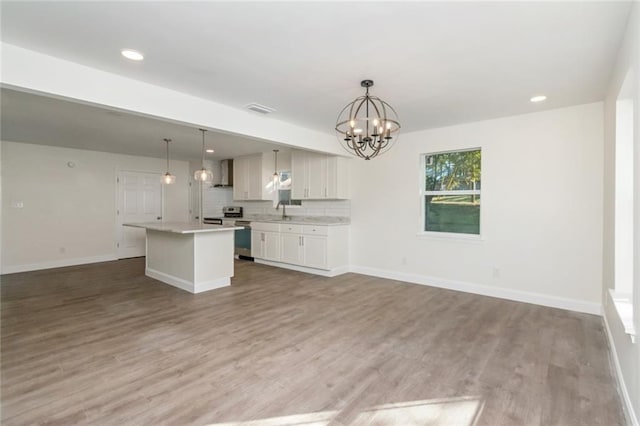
[215,159,233,187]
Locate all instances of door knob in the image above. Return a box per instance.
[157,216,162,220]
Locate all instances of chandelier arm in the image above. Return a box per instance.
[351,97,367,126]
[346,96,365,129]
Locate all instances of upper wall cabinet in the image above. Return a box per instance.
[233,153,273,201]
[291,150,349,200]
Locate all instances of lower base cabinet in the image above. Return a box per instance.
[280,233,303,265]
[251,222,348,275]
[301,235,328,269]
[251,223,281,262]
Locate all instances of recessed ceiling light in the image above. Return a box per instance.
[206,149,215,153]
[121,49,144,61]
[530,95,547,103]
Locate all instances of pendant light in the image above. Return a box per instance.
[162,138,176,185]
[194,128,213,182]
[272,149,279,184]
[335,79,401,160]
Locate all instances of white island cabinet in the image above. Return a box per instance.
[123,222,242,293]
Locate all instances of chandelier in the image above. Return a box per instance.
[335,80,400,160]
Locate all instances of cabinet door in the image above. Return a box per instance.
[326,156,338,199]
[302,235,328,269]
[251,230,264,259]
[291,150,307,200]
[306,153,326,199]
[233,157,247,200]
[247,154,263,200]
[280,233,303,265]
[263,231,281,261]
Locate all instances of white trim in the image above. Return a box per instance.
[349,265,602,315]
[424,190,481,196]
[2,255,117,274]
[416,231,484,242]
[145,267,230,294]
[608,289,637,342]
[603,312,640,426]
[254,258,349,277]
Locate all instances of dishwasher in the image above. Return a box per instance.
[233,220,252,260]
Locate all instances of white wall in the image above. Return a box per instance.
[1,43,341,156]
[1,141,190,273]
[603,3,639,424]
[350,102,604,314]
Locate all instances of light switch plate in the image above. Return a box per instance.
[10,201,24,208]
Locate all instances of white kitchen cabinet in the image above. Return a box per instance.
[280,233,303,264]
[291,150,307,200]
[252,221,348,276]
[251,222,281,262]
[302,235,328,269]
[233,154,273,201]
[326,156,349,199]
[291,150,349,200]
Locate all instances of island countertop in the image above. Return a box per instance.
[124,221,243,234]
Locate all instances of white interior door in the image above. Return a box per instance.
[117,171,162,259]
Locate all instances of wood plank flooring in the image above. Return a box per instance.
[1,258,626,425]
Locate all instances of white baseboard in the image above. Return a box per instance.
[146,268,229,294]
[603,311,640,426]
[349,265,602,315]
[254,259,349,278]
[2,254,118,275]
[194,277,230,293]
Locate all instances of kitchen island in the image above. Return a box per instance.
[123,222,242,294]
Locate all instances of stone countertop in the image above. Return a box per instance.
[123,222,243,234]
[244,215,350,226]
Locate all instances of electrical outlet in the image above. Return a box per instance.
[492,267,500,278]
[59,247,66,254]
[401,257,407,265]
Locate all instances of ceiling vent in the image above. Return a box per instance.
[245,103,276,114]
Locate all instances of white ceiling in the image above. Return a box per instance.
[0,89,288,161]
[0,1,632,142]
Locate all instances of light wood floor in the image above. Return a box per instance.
[1,258,625,425]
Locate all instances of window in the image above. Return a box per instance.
[611,67,635,341]
[421,149,481,235]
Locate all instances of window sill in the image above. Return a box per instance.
[416,231,484,242]
[608,289,636,343]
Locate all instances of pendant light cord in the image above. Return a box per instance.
[200,129,206,169]
[165,139,170,171]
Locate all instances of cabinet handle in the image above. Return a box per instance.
[261,232,265,242]
[300,236,304,246]
[324,187,327,197]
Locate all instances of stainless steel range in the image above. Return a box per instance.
[203,207,252,259]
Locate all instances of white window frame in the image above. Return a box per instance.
[417,148,483,240]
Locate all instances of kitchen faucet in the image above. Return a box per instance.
[276,201,287,220]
